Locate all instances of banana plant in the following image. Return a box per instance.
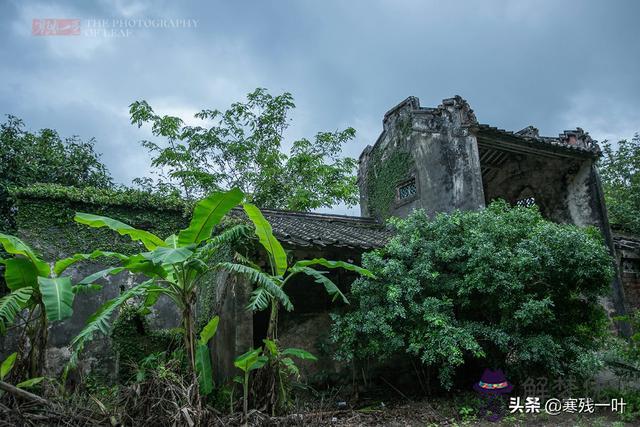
[219,203,375,341]
[68,188,247,379]
[195,315,219,395]
[219,204,374,414]
[0,233,90,378]
[234,348,268,425]
[262,338,317,412]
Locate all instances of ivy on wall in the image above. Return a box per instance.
[9,184,191,257]
[365,149,414,219]
[9,182,249,335]
[111,305,183,381]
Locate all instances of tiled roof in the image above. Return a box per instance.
[613,231,640,253]
[475,124,601,157]
[232,208,393,250]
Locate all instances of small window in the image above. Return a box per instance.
[515,187,536,208]
[516,197,536,208]
[397,178,417,200]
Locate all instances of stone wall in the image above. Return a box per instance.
[0,186,362,386]
[358,96,485,220]
[0,186,189,378]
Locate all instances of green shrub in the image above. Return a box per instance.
[111,305,183,382]
[599,388,640,422]
[331,201,614,389]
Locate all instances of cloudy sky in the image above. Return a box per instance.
[1,0,639,215]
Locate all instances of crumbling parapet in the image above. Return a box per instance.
[358,95,485,220]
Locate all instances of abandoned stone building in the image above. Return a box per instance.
[1,95,639,382]
[357,95,639,325]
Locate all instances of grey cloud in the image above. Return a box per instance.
[1,0,638,214]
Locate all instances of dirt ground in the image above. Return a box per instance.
[214,399,634,426]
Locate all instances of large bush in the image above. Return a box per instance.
[331,201,614,389]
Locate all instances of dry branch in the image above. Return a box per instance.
[0,380,50,406]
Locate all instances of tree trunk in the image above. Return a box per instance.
[252,300,280,415]
[265,301,279,340]
[26,308,48,379]
[182,302,196,374]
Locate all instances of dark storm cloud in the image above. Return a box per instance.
[1,0,638,214]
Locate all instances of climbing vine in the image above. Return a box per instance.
[111,305,183,381]
[365,149,414,219]
[9,184,190,256]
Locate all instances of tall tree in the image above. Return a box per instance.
[129,88,358,211]
[0,115,113,231]
[600,133,640,235]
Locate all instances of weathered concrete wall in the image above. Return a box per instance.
[0,192,187,378]
[1,190,367,386]
[275,247,359,384]
[358,96,485,220]
[209,272,254,383]
[481,153,587,224]
[614,232,640,313]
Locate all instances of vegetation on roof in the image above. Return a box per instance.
[9,183,189,212]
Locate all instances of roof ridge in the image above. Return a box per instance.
[475,123,601,155]
[230,206,381,224]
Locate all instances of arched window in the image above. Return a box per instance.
[515,187,536,208]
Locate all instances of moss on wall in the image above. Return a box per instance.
[111,305,183,381]
[365,149,414,219]
[9,184,190,257]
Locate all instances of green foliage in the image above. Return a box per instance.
[0,233,87,380]
[10,184,189,257]
[600,133,640,235]
[110,305,183,382]
[224,203,363,319]
[235,348,268,422]
[198,315,220,346]
[54,250,129,276]
[4,258,38,290]
[178,188,244,245]
[365,149,414,219]
[0,287,32,334]
[243,203,287,276]
[261,339,317,412]
[70,280,163,365]
[129,88,358,211]
[600,388,640,422]
[16,376,45,389]
[195,316,219,395]
[71,189,245,381]
[0,116,112,231]
[0,232,50,276]
[223,205,370,415]
[331,201,614,389]
[11,183,187,211]
[0,234,77,331]
[1,352,16,380]
[194,221,249,331]
[603,310,640,381]
[74,212,165,250]
[37,276,74,322]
